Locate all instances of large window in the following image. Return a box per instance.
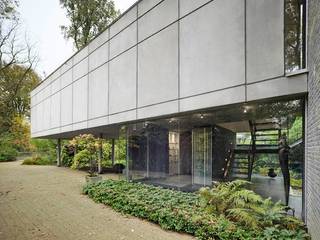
[122,99,304,218]
[285,0,306,72]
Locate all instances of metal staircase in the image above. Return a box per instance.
[228,120,281,181]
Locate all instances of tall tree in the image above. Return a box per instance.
[0,0,39,132]
[60,0,120,50]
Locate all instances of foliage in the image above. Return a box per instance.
[60,0,120,50]
[30,138,56,162]
[0,0,18,20]
[199,180,306,231]
[291,178,302,189]
[9,116,31,151]
[70,134,100,175]
[288,116,302,144]
[22,154,53,165]
[71,149,91,169]
[83,180,309,240]
[0,65,40,132]
[61,144,74,167]
[0,132,17,161]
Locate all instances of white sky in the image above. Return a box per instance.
[18,0,137,78]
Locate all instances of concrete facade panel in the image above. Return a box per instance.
[109,110,137,125]
[60,58,73,75]
[109,48,137,114]
[110,23,137,59]
[110,6,137,38]
[61,69,72,89]
[137,100,179,119]
[73,75,88,123]
[43,98,51,131]
[138,0,178,41]
[180,0,245,98]
[179,86,246,112]
[89,42,109,71]
[246,74,308,101]
[88,116,109,128]
[179,0,210,17]
[138,0,162,17]
[73,46,88,65]
[73,57,88,81]
[246,0,284,83]
[138,24,178,107]
[61,124,73,133]
[60,85,73,126]
[73,121,88,131]
[50,92,60,129]
[88,64,109,119]
[89,29,109,53]
[51,78,60,95]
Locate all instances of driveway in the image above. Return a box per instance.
[0,161,194,240]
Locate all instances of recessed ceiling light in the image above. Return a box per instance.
[200,114,204,119]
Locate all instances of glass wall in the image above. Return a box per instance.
[285,0,306,72]
[122,98,304,217]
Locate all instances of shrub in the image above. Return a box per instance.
[83,180,309,240]
[30,139,56,162]
[0,133,18,162]
[22,155,53,165]
[71,149,91,169]
[61,144,74,167]
[199,180,305,231]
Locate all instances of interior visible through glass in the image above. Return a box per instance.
[122,98,304,218]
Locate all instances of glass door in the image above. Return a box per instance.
[192,127,212,186]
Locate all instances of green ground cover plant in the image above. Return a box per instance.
[83,180,310,240]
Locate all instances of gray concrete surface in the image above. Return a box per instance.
[0,161,194,240]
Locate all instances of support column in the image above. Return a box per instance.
[57,139,61,167]
[98,134,103,174]
[111,138,115,166]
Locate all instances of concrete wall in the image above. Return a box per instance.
[30,0,308,138]
[306,0,320,237]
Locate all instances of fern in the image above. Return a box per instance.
[199,180,305,230]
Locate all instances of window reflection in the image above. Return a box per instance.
[124,99,304,218]
[285,0,306,72]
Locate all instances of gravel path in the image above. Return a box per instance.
[0,161,194,240]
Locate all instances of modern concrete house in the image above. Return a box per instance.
[31,0,320,237]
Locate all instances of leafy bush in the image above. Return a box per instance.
[0,133,18,162]
[83,180,309,240]
[71,149,91,169]
[199,180,305,231]
[30,139,56,162]
[22,155,53,165]
[291,178,303,189]
[61,144,74,167]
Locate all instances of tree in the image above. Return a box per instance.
[60,0,120,50]
[0,0,39,132]
[0,0,18,20]
[0,65,40,132]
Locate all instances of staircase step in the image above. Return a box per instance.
[255,133,279,136]
[232,166,248,170]
[232,170,248,175]
[255,127,280,131]
[231,174,249,180]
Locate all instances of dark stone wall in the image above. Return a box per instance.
[306,0,320,236]
[180,131,192,175]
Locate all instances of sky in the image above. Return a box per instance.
[18,0,137,78]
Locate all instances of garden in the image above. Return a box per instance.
[83,179,310,240]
